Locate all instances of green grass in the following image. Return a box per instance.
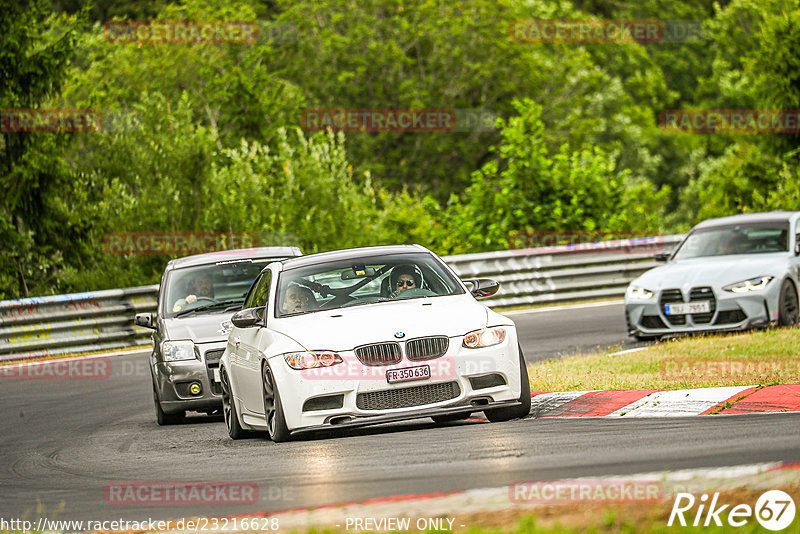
[528,327,800,391]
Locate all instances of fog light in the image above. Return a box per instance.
[189,382,202,395]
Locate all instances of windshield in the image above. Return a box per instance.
[672,222,789,260]
[163,257,288,317]
[275,252,464,317]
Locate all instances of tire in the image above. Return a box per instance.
[220,367,251,440]
[262,361,292,443]
[431,413,471,424]
[153,383,184,426]
[485,345,532,423]
[778,279,799,327]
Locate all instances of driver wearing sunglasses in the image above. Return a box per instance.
[390,264,421,297]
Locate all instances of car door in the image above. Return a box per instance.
[233,270,272,414]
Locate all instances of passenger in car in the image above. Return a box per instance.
[282,284,316,313]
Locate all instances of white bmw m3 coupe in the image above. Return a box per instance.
[218,245,531,441]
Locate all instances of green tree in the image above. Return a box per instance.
[0,0,84,298]
[677,0,800,224]
[447,99,668,252]
[59,92,446,291]
[62,0,305,149]
[272,0,669,202]
[57,92,223,290]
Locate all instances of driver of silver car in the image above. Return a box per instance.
[173,273,214,311]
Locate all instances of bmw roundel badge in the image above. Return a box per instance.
[394,331,405,339]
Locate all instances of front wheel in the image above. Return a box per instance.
[262,362,292,443]
[153,383,184,426]
[220,367,251,440]
[485,345,532,422]
[778,279,799,327]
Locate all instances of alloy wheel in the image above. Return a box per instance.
[782,282,799,325]
[262,364,277,437]
[221,369,233,434]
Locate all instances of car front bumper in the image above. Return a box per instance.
[625,284,781,338]
[290,399,522,435]
[264,332,523,432]
[153,341,227,414]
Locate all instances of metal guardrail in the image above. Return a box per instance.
[0,286,158,362]
[0,235,683,362]
[445,235,683,307]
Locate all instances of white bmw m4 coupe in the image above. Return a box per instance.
[218,245,531,441]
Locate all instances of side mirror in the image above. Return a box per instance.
[465,278,500,299]
[231,307,263,328]
[795,242,800,255]
[134,312,156,329]
[654,252,670,262]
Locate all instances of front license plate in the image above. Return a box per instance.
[213,368,220,382]
[386,365,431,384]
[664,301,711,315]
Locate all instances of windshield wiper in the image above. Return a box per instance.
[175,299,244,317]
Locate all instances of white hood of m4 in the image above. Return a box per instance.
[271,295,490,351]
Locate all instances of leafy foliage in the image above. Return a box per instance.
[446,100,668,252]
[2,0,799,298]
[676,0,800,225]
[0,0,83,298]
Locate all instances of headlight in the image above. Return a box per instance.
[462,328,506,349]
[626,286,654,299]
[284,351,343,370]
[723,276,774,293]
[162,340,196,362]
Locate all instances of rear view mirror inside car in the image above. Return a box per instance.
[341,265,376,279]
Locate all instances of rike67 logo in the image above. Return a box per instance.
[668,490,796,531]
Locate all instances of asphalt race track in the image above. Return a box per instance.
[510,301,647,362]
[1,303,798,521]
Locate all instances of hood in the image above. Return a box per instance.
[271,295,488,351]
[162,311,234,345]
[632,253,789,290]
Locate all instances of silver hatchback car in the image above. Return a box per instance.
[135,247,302,425]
